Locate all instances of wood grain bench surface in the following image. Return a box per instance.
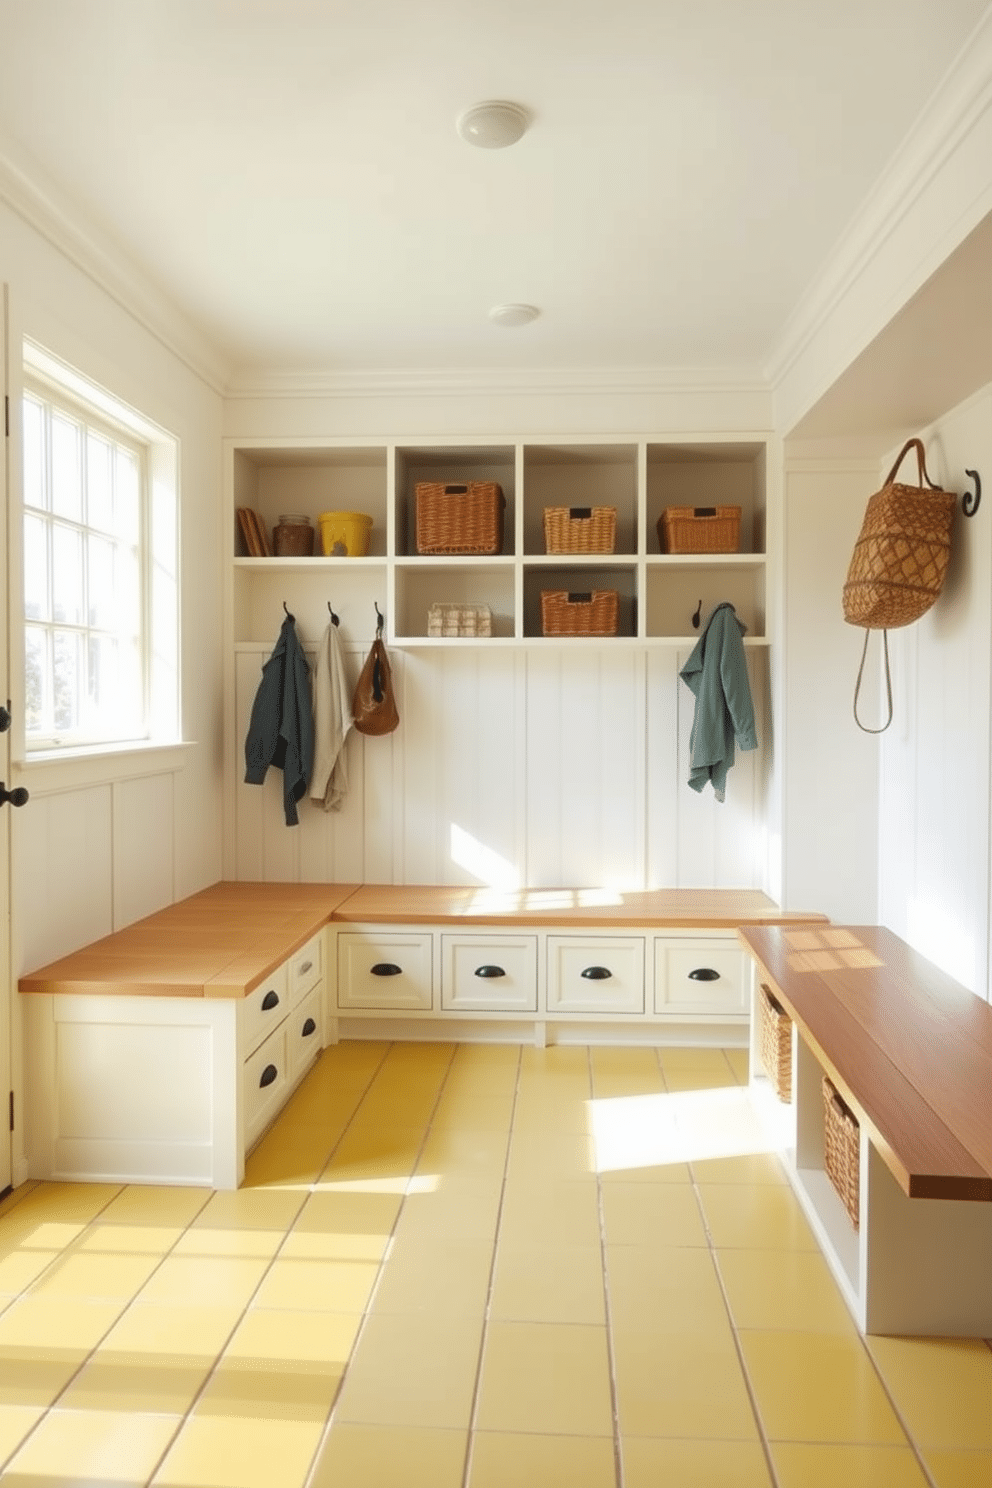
[19,883,826,1000]
[739,924,992,1202]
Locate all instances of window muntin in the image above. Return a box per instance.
[22,385,150,749]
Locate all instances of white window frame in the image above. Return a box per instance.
[17,341,181,766]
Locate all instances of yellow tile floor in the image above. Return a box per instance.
[0,1041,989,1487]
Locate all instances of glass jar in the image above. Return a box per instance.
[273,514,314,557]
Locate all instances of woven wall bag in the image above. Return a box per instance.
[842,438,956,733]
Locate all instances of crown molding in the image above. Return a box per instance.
[223,362,771,401]
[765,4,992,392]
[0,141,232,396]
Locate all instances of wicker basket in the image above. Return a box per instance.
[415,482,505,555]
[544,506,617,554]
[758,985,792,1102]
[541,590,619,637]
[822,1076,860,1229]
[659,505,741,554]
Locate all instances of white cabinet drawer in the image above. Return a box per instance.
[441,935,538,1012]
[288,983,322,1079]
[337,932,433,1011]
[243,1022,288,1147]
[241,962,289,1057]
[653,938,749,1016]
[288,933,323,1008]
[547,936,645,1014]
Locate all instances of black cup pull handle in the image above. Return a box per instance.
[261,989,280,1010]
[301,1017,317,1037]
[259,1063,278,1089]
[581,966,613,980]
[688,968,720,982]
[474,964,506,979]
[298,960,313,976]
[371,962,402,977]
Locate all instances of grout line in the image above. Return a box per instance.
[0,1179,213,1478]
[458,1043,522,1488]
[143,1038,395,1488]
[298,1038,465,1488]
[591,1046,627,1488]
[856,1339,941,1488]
[676,1060,783,1488]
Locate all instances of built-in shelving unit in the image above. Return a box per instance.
[226,435,770,648]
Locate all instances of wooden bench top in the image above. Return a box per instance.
[19,882,826,1001]
[332,883,829,930]
[739,924,992,1203]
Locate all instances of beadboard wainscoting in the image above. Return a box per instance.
[230,642,771,892]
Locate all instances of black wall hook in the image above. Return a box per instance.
[374,601,384,635]
[283,600,295,622]
[328,602,339,626]
[692,599,702,629]
[963,469,982,518]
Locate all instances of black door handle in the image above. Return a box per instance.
[474,965,506,978]
[0,783,28,808]
[581,966,613,980]
[261,989,280,1010]
[688,968,720,981]
[370,962,402,976]
[259,1064,278,1088]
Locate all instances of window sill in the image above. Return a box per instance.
[12,741,194,795]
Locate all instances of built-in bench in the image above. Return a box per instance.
[739,923,992,1337]
[19,881,824,1190]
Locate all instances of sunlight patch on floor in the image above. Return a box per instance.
[588,1086,788,1172]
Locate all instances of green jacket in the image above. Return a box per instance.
[679,603,757,802]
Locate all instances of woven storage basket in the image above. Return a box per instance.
[758,986,792,1102]
[658,505,741,554]
[541,589,619,637]
[822,1076,860,1229]
[415,482,505,555]
[543,506,617,554]
[842,439,956,630]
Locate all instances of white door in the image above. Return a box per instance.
[0,287,12,1194]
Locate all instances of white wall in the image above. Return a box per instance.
[1,198,225,1180]
[780,460,882,922]
[877,390,992,998]
[233,640,771,892]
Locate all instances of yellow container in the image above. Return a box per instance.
[318,511,373,557]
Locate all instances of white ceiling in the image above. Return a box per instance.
[0,1,988,385]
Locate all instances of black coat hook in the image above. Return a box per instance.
[374,601,384,636]
[328,602,339,626]
[963,469,981,518]
[283,600,295,622]
[692,599,702,630]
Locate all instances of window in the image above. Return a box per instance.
[20,344,179,755]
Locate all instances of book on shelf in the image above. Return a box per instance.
[237,508,270,557]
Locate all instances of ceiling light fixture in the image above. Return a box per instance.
[489,303,540,327]
[456,101,529,149]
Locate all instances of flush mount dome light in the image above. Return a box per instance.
[457,101,529,149]
[488,303,540,327]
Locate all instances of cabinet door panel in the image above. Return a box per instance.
[288,983,323,1079]
[244,1023,288,1147]
[441,935,537,1011]
[654,939,749,1015]
[337,931,433,1010]
[289,932,323,1007]
[547,936,645,1014]
[241,963,289,1057]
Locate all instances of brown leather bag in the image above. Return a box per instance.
[353,635,399,735]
